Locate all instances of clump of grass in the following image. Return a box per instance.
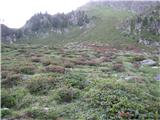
[25,108,58,119]
[1,71,9,79]
[26,75,58,95]
[1,90,16,108]
[11,66,21,74]
[55,87,80,103]
[20,65,35,75]
[64,73,88,89]
[2,73,21,87]
[86,60,99,66]
[31,57,41,62]
[112,63,125,72]
[36,54,43,57]
[41,59,52,66]
[100,56,112,62]
[132,55,146,62]
[17,49,27,53]
[73,58,86,65]
[1,108,12,118]
[63,60,74,68]
[45,65,65,73]
[1,88,28,108]
[73,58,99,66]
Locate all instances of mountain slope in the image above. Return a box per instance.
[1,1,160,120]
[18,3,134,46]
[1,1,160,48]
[1,10,90,44]
[120,4,160,46]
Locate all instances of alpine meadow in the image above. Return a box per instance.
[1,1,160,120]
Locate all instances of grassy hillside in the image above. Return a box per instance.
[1,2,160,120]
[120,4,160,43]
[17,3,134,47]
[1,43,160,119]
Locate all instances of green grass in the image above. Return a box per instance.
[16,3,135,48]
[1,43,160,119]
[1,3,160,120]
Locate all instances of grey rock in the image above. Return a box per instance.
[125,76,134,80]
[1,108,9,110]
[21,74,32,80]
[140,59,157,66]
[154,74,160,81]
[43,107,49,112]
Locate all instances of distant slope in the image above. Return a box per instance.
[19,3,134,46]
[1,1,159,47]
[1,24,20,44]
[120,4,160,46]
[1,11,90,44]
[73,3,133,44]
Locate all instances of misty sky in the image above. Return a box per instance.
[0,0,156,28]
[0,0,91,28]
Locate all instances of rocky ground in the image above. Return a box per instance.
[1,42,160,120]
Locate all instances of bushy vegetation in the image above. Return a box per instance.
[64,73,88,89]
[55,87,80,103]
[1,2,160,120]
[2,73,21,87]
[20,65,35,75]
[1,88,28,108]
[1,43,159,119]
[26,75,58,95]
[1,108,12,118]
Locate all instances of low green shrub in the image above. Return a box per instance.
[41,59,52,66]
[83,83,147,119]
[86,60,99,66]
[135,55,146,61]
[1,108,12,118]
[26,108,58,119]
[1,88,28,108]
[83,80,160,119]
[31,57,41,62]
[16,94,37,109]
[112,62,125,72]
[45,65,65,73]
[65,73,88,89]
[20,65,35,75]
[55,87,80,103]
[131,55,146,62]
[2,73,21,87]
[1,91,16,108]
[26,75,57,95]
[18,49,27,53]
[63,60,74,68]
[1,71,9,79]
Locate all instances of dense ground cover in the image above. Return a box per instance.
[1,42,160,120]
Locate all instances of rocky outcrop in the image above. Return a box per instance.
[1,10,90,44]
[1,24,22,44]
[119,4,160,46]
[23,11,89,34]
[138,38,160,47]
